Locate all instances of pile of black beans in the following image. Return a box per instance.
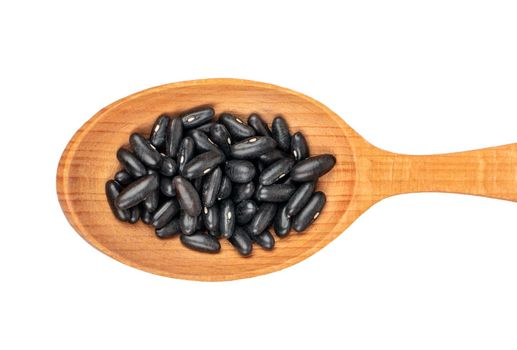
[105,107,336,255]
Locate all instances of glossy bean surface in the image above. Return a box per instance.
[202,167,222,207]
[255,183,296,203]
[181,107,214,128]
[259,158,295,185]
[291,132,309,160]
[230,136,277,159]
[231,181,255,203]
[285,181,316,217]
[114,170,132,186]
[217,175,232,200]
[130,133,162,169]
[159,156,176,177]
[151,199,180,229]
[115,173,159,210]
[235,200,257,225]
[180,211,198,236]
[272,116,291,152]
[180,233,221,253]
[202,204,219,232]
[247,203,277,236]
[177,137,195,173]
[117,148,147,178]
[209,123,232,155]
[229,226,253,256]
[290,154,336,182]
[189,129,219,153]
[225,160,256,183]
[160,177,175,197]
[292,192,326,232]
[173,176,202,217]
[129,206,141,224]
[182,151,225,179]
[105,180,130,221]
[150,114,169,148]
[247,113,271,136]
[253,230,275,250]
[155,218,180,238]
[273,204,291,237]
[166,117,183,157]
[219,198,235,238]
[219,113,256,140]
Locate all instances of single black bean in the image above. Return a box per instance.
[230,136,277,159]
[231,181,255,203]
[129,206,141,224]
[173,176,202,217]
[202,167,222,207]
[217,175,232,200]
[292,192,326,232]
[115,173,159,210]
[143,185,159,212]
[177,137,195,174]
[180,232,221,253]
[273,204,291,237]
[255,183,296,202]
[150,114,170,148]
[225,160,256,183]
[258,149,289,165]
[290,154,336,182]
[291,132,309,160]
[181,107,214,128]
[160,177,175,197]
[114,170,132,186]
[180,211,198,236]
[155,218,180,239]
[219,198,235,238]
[166,117,183,157]
[229,226,253,256]
[272,116,291,152]
[189,130,219,153]
[235,200,257,225]
[130,133,162,169]
[151,199,180,229]
[210,123,232,156]
[247,203,277,236]
[259,158,295,185]
[141,206,153,224]
[116,148,147,178]
[194,122,215,134]
[202,203,219,232]
[219,113,256,140]
[182,150,225,179]
[253,230,275,250]
[159,156,177,177]
[247,113,271,137]
[105,180,130,221]
[285,181,316,217]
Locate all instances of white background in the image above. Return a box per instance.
[1,1,516,349]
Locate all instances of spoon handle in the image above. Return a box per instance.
[365,143,517,202]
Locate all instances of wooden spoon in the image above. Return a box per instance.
[57,78,517,281]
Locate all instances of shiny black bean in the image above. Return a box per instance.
[247,113,271,137]
[209,230,221,238]
[285,181,316,217]
[290,154,336,182]
[259,158,295,185]
[225,160,256,183]
[194,122,215,134]
[219,198,235,238]
[247,203,277,236]
[230,136,277,159]
[273,204,291,237]
[173,176,202,217]
[202,203,219,232]
[129,206,141,224]
[202,167,222,207]
[150,114,170,148]
[151,199,180,229]
[193,177,203,192]
[181,107,214,128]
[166,117,183,157]
[180,232,221,253]
[115,173,159,210]
[114,170,132,186]
[130,133,162,169]
[217,175,232,200]
[229,226,253,256]
[105,180,130,221]
[272,116,291,152]
[219,112,256,140]
[189,129,219,153]
[291,132,309,161]
[231,181,255,203]
[255,183,296,203]
[258,149,289,165]
[117,148,147,178]
[253,230,275,250]
[141,206,153,224]
[159,156,177,177]
[182,150,225,179]
[210,123,232,156]
[196,216,206,231]
[177,137,195,174]
[143,184,159,212]
[292,192,326,232]
[180,211,198,236]
[235,200,258,225]
[160,177,175,197]
[155,218,180,239]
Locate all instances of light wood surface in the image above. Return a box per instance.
[56,79,517,281]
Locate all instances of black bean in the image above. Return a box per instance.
[290,154,336,182]
[202,203,219,232]
[155,218,180,239]
[195,215,206,231]
[231,181,255,203]
[151,199,180,229]
[235,200,258,225]
[189,129,219,153]
[116,148,147,178]
[180,232,221,253]
[141,206,153,224]
[177,137,195,174]
[258,149,290,165]
[292,192,326,232]
[160,177,175,197]
[273,204,291,237]
[182,150,225,179]
[129,133,162,169]
[181,107,214,129]
[230,136,277,159]
[193,177,203,192]
[105,180,130,221]
[291,132,309,161]
[114,170,132,186]
[150,114,170,149]
[143,185,159,212]
[129,206,141,224]
[247,113,271,136]
[194,122,215,134]
[209,230,221,238]
[159,156,177,177]
[166,117,183,157]
[219,198,235,238]
[225,160,256,183]
[219,112,256,140]
[180,211,198,236]
[255,183,296,203]
[272,116,291,152]
[115,173,159,210]
[253,230,275,250]
[217,175,232,200]
[256,160,265,173]
[202,167,222,207]
[259,158,295,185]
[229,226,253,256]
[173,176,202,217]
[285,181,316,217]
[247,203,277,236]
[209,123,232,156]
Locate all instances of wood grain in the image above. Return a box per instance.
[57,78,517,281]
